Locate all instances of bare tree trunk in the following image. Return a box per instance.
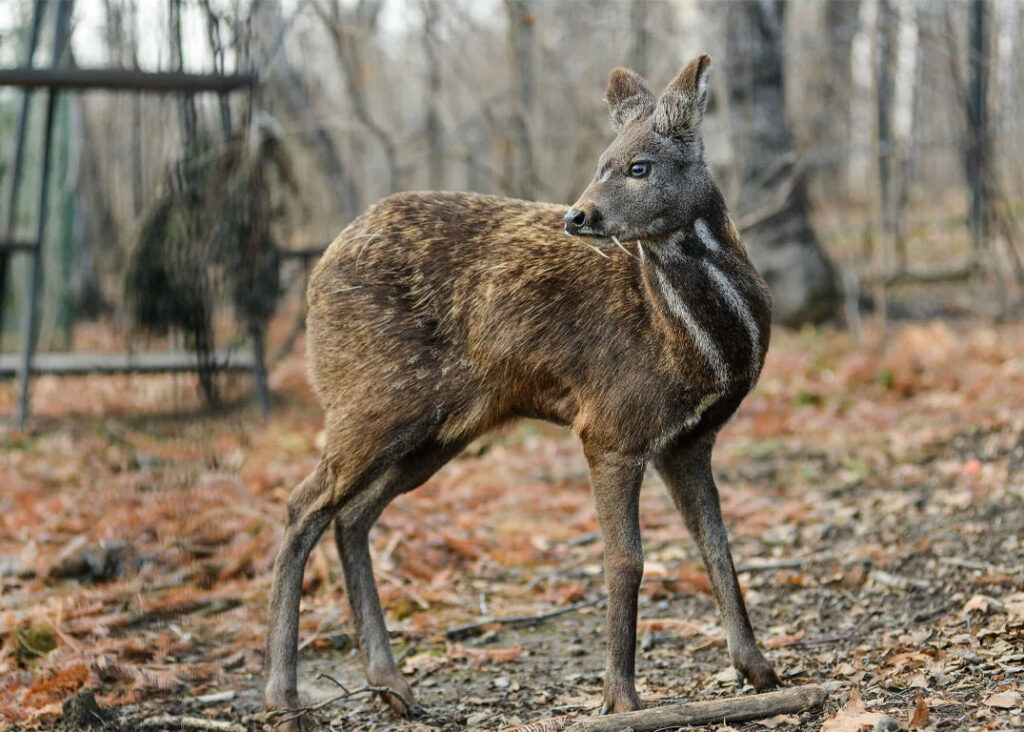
[966,0,990,259]
[507,0,535,200]
[169,0,220,405]
[629,0,648,78]
[874,0,898,326]
[315,0,401,194]
[252,0,359,221]
[724,0,839,326]
[168,0,197,158]
[199,0,233,134]
[819,0,860,200]
[944,1,999,307]
[466,122,488,193]
[422,0,443,190]
[130,0,144,216]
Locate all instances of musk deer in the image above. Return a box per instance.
[265,54,779,729]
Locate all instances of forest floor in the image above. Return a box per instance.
[2,319,1023,732]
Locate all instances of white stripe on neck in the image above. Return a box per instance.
[692,220,763,389]
[694,218,720,252]
[702,260,762,387]
[652,266,729,388]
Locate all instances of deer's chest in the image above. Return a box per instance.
[627,253,769,447]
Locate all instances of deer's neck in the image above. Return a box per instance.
[639,216,770,396]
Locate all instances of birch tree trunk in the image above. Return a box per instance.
[724,0,839,326]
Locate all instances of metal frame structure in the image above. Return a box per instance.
[1,1,259,427]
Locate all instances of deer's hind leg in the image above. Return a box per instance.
[264,412,449,730]
[332,439,467,716]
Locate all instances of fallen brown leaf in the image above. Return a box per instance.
[984,690,1023,709]
[501,715,572,732]
[907,672,928,689]
[636,617,714,638]
[766,628,806,649]
[908,691,930,729]
[1004,593,1024,621]
[963,594,1004,615]
[759,713,800,728]
[821,688,884,732]
[451,643,522,667]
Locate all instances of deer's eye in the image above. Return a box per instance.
[628,161,651,178]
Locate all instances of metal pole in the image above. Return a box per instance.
[0,0,47,355]
[0,68,258,92]
[16,0,71,428]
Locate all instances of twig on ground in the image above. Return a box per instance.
[566,532,600,547]
[265,674,406,727]
[870,570,931,590]
[194,691,236,705]
[444,595,606,640]
[789,632,866,647]
[792,611,868,648]
[736,559,805,573]
[937,556,1017,575]
[561,684,827,732]
[138,715,246,732]
[502,715,576,732]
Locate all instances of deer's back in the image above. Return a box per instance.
[306,191,756,451]
[307,193,661,440]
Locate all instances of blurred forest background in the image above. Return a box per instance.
[2,0,1024,405]
[3,2,1024,731]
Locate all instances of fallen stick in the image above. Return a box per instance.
[562,684,827,732]
[138,715,246,732]
[194,690,237,705]
[870,570,930,590]
[444,595,605,640]
[266,674,418,726]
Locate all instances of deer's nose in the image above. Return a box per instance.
[564,209,587,231]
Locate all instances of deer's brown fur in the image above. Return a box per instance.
[265,54,779,730]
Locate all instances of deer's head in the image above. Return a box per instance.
[565,54,714,246]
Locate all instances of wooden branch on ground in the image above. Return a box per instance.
[736,558,805,573]
[938,556,1018,575]
[138,715,246,732]
[733,165,802,232]
[882,265,976,287]
[265,675,406,727]
[445,596,605,641]
[561,685,826,732]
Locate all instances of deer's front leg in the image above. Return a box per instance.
[655,433,779,691]
[585,449,646,714]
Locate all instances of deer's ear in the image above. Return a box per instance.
[653,54,711,150]
[605,68,656,132]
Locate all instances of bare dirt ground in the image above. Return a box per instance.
[2,320,1023,731]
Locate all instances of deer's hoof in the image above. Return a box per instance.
[369,670,421,717]
[600,686,643,715]
[264,701,309,732]
[262,692,305,728]
[268,716,308,732]
[738,658,781,692]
